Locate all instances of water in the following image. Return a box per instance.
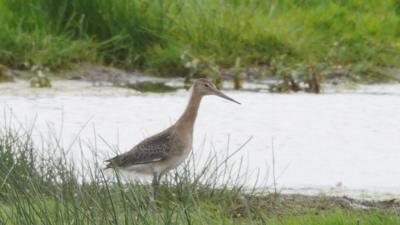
[1,81,400,199]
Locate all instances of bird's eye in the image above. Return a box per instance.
[204,84,209,87]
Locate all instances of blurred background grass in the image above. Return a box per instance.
[0,0,399,78]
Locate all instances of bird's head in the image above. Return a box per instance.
[192,78,240,104]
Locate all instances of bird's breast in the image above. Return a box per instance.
[171,134,192,154]
[165,135,192,166]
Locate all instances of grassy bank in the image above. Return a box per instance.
[0,0,399,80]
[1,126,400,224]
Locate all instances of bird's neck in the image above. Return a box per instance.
[175,90,203,134]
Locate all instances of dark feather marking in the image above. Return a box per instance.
[105,131,172,168]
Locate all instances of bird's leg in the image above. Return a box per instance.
[151,172,161,200]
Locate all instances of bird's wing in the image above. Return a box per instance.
[105,131,172,168]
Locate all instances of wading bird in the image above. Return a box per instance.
[105,79,240,196]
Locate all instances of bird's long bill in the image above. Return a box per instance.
[213,89,241,104]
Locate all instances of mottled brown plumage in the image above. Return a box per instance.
[106,131,172,168]
[105,79,240,177]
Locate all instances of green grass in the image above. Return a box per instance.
[0,126,399,224]
[0,0,399,80]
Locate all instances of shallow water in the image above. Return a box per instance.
[1,81,400,199]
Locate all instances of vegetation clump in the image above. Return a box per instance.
[125,81,177,93]
[269,65,322,93]
[30,71,51,88]
[0,64,14,82]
